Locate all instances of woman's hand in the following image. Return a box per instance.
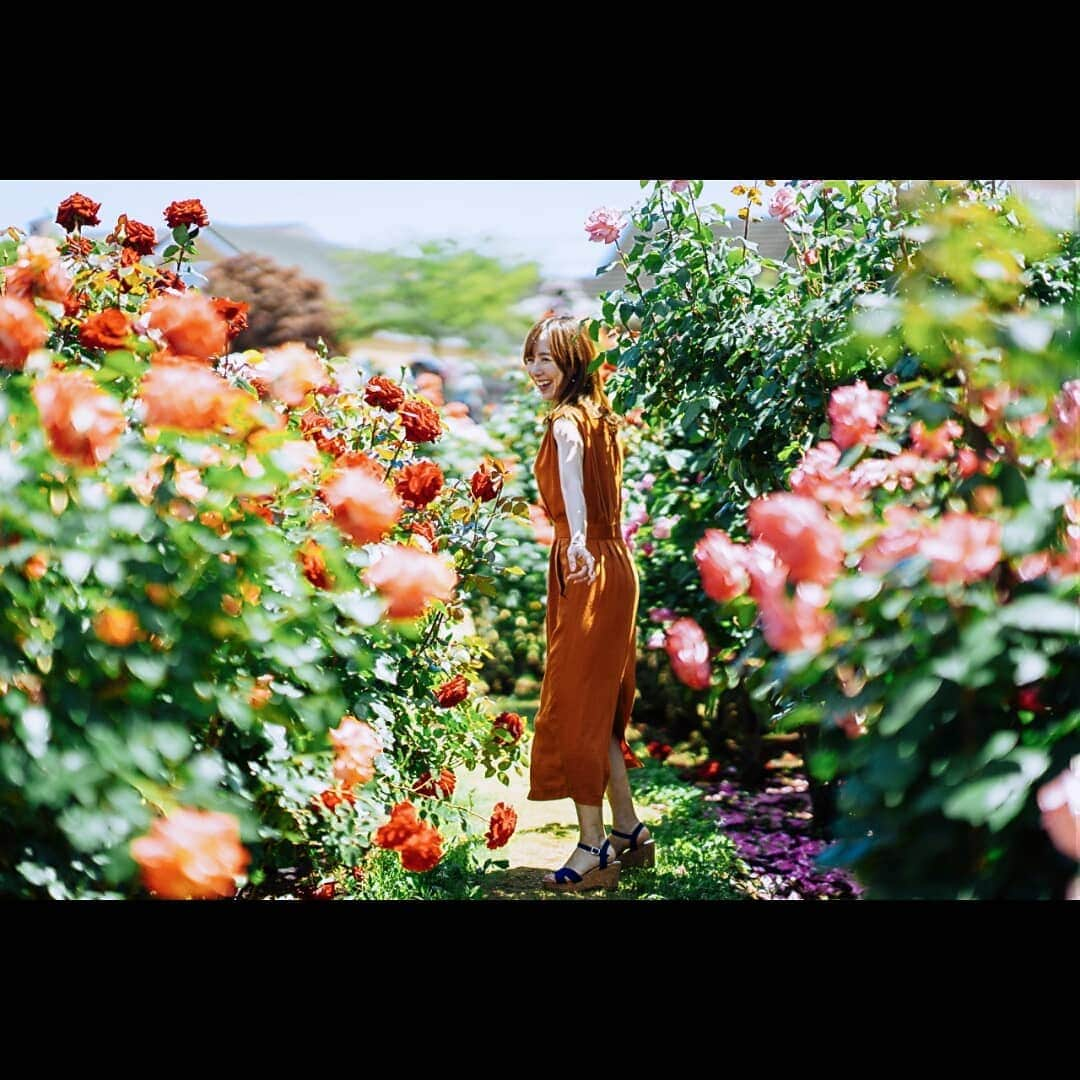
[565,539,598,585]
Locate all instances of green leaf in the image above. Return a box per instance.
[125,655,168,689]
[1001,506,1055,556]
[879,676,942,736]
[999,597,1080,636]
[942,747,1049,830]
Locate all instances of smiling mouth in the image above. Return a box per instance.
[536,381,552,390]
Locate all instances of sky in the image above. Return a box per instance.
[0,179,741,279]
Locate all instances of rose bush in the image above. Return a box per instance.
[0,195,525,898]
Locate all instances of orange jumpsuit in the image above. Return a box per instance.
[527,404,646,804]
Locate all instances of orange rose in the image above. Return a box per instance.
[321,467,403,545]
[63,236,94,259]
[362,543,458,619]
[107,213,157,256]
[299,539,334,589]
[32,368,126,468]
[394,460,444,509]
[329,715,383,788]
[210,297,249,339]
[163,199,210,229]
[93,607,141,647]
[24,553,48,581]
[364,375,405,412]
[130,807,250,899]
[0,296,48,370]
[398,397,443,443]
[145,293,228,361]
[79,308,132,351]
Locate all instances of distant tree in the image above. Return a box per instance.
[205,253,341,353]
[335,239,541,354]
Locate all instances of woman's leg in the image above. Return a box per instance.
[605,734,652,853]
[541,800,609,884]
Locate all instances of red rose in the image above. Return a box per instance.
[399,397,443,443]
[79,308,132,351]
[647,740,672,760]
[56,192,101,231]
[470,461,504,502]
[164,199,210,229]
[394,460,445,509]
[398,823,443,872]
[1017,686,1046,713]
[315,787,356,811]
[364,375,405,412]
[412,768,457,798]
[493,711,524,742]
[434,674,469,708]
[374,801,423,849]
[485,802,518,849]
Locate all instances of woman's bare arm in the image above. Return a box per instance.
[553,416,597,584]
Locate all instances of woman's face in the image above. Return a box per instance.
[524,328,564,402]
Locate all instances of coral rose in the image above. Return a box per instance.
[0,296,48,369]
[329,715,383,788]
[145,293,228,361]
[374,801,422,849]
[748,493,845,586]
[139,359,258,434]
[211,297,250,339]
[1050,379,1080,463]
[362,543,458,619]
[409,518,438,552]
[920,512,1002,585]
[911,418,963,460]
[694,528,750,602]
[485,802,518,849]
[251,342,328,408]
[756,580,834,654]
[130,808,250,899]
[107,214,157,256]
[322,467,403,545]
[32,368,126,468]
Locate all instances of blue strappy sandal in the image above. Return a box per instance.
[610,823,656,869]
[542,838,621,892]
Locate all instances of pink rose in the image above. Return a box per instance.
[664,617,712,691]
[1051,379,1080,462]
[1037,758,1080,861]
[584,207,627,245]
[828,381,890,451]
[756,579,834,654]
[669,180,691,193]
[919,512,1002,585]
[769,187,798,222]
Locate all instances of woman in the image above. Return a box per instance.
[523,315,656,892]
